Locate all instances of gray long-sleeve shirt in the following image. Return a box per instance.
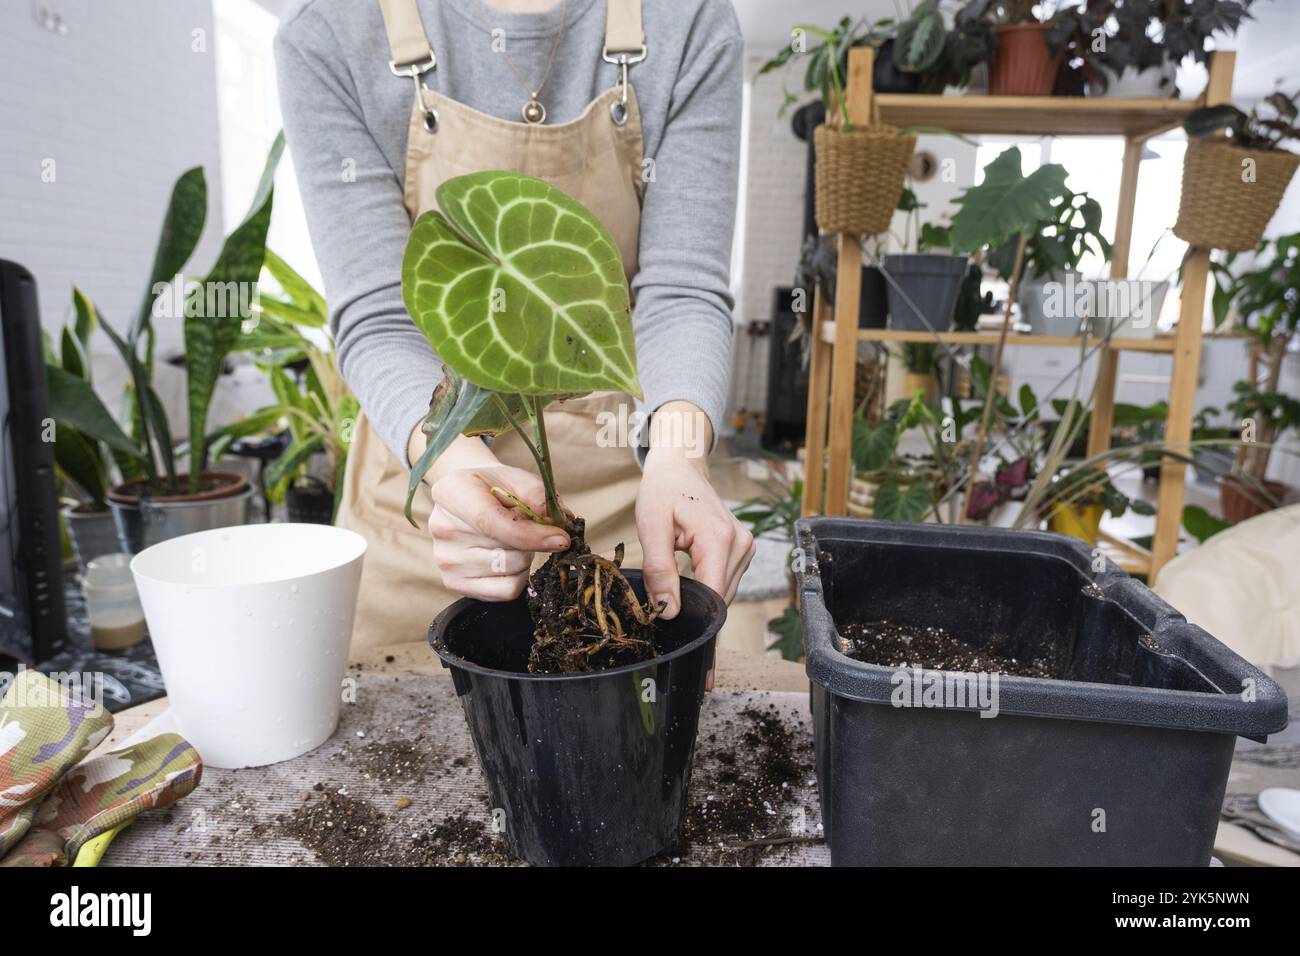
[274,0,742,464]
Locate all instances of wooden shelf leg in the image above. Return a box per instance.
[825,235,862,515]
[1149,48,1231,582]
[1151,251,1209,582]
[821,46,874,517]
[1087,347,1119,459]
[801,289,832,516]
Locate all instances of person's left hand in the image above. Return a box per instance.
[635,402,755,687]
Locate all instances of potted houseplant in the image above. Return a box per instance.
[881,220,970,332]
[407,171,726,866]
[983,186,1112,335]
[1210,229,1300,519]
[956,0,1068,96]
[758,12,955,102]
[899,145,1071,340]
[48,136,284,552]
[45,290,121,568]
[1040,464,1155,544]
[1053,0,1255,97]
[1221,380,1299,522]
[900,342,940,402]
[760,19,916,235]
[1176,87,1300,251]
[848,393,966,522]
[795,234,889,331]
[232,251,358,525]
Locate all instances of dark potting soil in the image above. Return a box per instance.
[664,703,818,866]
[525,523,664,674]
[841,620,1059,679]
[277,783,516,867]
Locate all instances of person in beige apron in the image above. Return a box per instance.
[336,0,754,655]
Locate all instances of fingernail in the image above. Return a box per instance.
[655,594,676,616]
[544,535,568,550]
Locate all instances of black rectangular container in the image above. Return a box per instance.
[796,517,1289,867]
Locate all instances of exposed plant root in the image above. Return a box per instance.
[524,516,665,674]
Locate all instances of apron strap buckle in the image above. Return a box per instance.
[602,45,645,127]
[390,56,439,132]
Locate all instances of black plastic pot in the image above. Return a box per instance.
[429,572,726,866]
[859,266,888,329]
[873,40,922,94]
[286,478,335,525]
[795,517,1288,867]
[881,254,968,332]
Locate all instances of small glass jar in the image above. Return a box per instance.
[83,554,146,650]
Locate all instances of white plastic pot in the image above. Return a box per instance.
[131,523,367,769]
[1083,278,1170,339]
[1088,63,1177,98]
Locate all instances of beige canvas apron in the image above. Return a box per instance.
[338,0,652,652]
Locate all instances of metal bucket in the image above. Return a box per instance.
[110,485,253,553]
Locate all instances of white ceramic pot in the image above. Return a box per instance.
[1019,271,1086,335]
[131,523,367,769]
[1084,278,1170,339]
[1088,63,1177,98]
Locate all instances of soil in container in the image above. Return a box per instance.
[841,619,1060,678]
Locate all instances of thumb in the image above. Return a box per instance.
[637,508,681,620]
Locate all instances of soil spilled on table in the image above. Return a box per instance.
[277,783,515,867]
[526,518,666,674]
[841,620,1058,678]
[666,703,818,866]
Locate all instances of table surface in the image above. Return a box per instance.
[97,645,1299,867]
[100,670,828,867]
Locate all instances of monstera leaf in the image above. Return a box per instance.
[402,171,641,398]
[949,147,1069,255]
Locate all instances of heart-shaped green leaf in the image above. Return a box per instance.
[402,171,641,398]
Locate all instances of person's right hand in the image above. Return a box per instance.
[417,431,571,601]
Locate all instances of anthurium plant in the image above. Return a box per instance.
[401,171,660,674]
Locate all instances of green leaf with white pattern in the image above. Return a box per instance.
[402,171,641,398]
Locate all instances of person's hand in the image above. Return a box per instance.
[413,430,569,602]
[635,401,755,616]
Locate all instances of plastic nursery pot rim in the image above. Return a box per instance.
[130,523,368,591]
[793,518,1289,737]
[429,574,727,683]
[106,471,250,507]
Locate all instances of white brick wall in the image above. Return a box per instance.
[0,0,225,435]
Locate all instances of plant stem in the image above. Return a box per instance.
[489,394,571,532]
[961,231,1028,522]
[530,395,566,529]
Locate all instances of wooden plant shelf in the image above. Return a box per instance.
[826,325,1178,353]
[877,93,1196,140]
[800,48,1238,585]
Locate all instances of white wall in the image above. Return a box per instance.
[0,0,225,435]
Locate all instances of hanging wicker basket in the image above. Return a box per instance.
[813,107,916,236]
[1173,139,1300,251]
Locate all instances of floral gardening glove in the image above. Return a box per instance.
[1,733,202,867]
[0,670,112,856]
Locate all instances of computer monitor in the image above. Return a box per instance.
[0,259,68,666]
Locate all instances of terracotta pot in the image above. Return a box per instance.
[1218,476,1289,525]
[989,23,1063,97]
[106,471,248,506]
